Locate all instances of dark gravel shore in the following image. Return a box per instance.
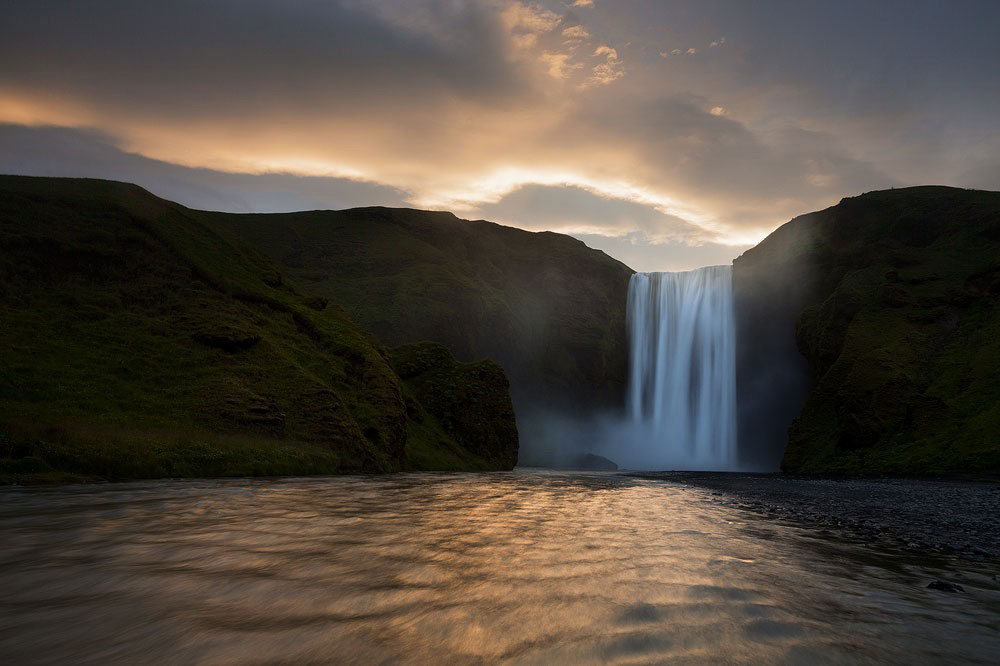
[628,472,1000,562]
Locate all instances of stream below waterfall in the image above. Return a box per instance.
[2,471,998,665]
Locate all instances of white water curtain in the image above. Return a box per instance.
[627,266,736,468]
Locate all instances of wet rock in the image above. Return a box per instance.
[926,581,964,593]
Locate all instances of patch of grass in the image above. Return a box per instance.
[0,421,345,483]
[400,411,494,472]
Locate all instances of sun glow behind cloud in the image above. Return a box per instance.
[1,0,997,269]
[0,1,754,247]
[405,165,731,237]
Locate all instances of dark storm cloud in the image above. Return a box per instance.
[0,1,523,118]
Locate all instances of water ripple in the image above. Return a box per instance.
[0,472,998,665]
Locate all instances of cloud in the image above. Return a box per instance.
[561,25,590,40]
[570,0,594,7]
[576,233,747,272]
[0,123,739,271]
[0,124,411,212]
[562,94,900,239]
[0,0,997,260]
[0,1,528,115]
[661,47,701,57]
[960,161,1000,191]
[585,45,624,86]
[475,182,702,241]
[539,52,582,79]
[474,180,746,272]
[502,1,561,39]
[710,37,726,48]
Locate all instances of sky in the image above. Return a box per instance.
[1,0,999,271]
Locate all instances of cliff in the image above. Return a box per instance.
[0,176,518,481]
[391,342,518,471]
[212,207,634,425]
[735,186,1000,475]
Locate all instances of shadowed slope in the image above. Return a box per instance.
[214,207,634,424]
[735,186,1000,475]
[391,342,518,471]
[0,176,517,480]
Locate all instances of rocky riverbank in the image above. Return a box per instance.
[629,472,1000,563]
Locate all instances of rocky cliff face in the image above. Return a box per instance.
[735,186,1000,475]
[733,212,821,470]
[0,176,518,481]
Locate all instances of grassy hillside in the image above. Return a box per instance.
[735,186,1000,475]
[0,176,518,481]
[391,342,518,471]
[210,207,634,419]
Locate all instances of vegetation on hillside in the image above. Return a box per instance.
[211,206,634,418]
[392,342,518,471]
[11,177,992,481]
[737,186,1000,475]
[0,176,518,482]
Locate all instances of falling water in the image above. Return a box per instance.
[626,266,737,469]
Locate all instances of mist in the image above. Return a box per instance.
[518,254,815,473]
[517,408,781,472]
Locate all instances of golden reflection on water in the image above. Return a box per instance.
[1,471,998,665]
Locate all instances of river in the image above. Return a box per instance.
[1,471,997,664]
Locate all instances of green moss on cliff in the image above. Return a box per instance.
[392,342,518,471]
[740,186,1000,475]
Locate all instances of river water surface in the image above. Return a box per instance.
[1,471,998,664]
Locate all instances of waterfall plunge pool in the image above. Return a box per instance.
[2,471,997,665]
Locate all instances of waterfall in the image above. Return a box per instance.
[626,266,737,469]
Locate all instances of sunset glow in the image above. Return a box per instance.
[2,1,997,269]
